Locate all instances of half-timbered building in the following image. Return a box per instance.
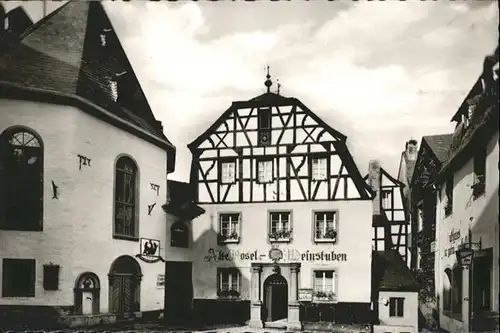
[188,72,374,330]
[406,134,452,330]
[366,161,409,264]
[0,1,177,329]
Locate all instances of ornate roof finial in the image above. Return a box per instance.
[264,65,272,93]
[276,79,281,95]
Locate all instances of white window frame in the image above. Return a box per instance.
[218,269,241,297]
[220,160,236,184]
[219,213,240,243]
[311,157,327,181]
[257,158,273,184]
[313,270,337,301]
[314,211,338,242]
[269,212,292,242]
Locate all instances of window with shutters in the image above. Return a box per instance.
[0,127,43,231]
[217,268,241,299]
[389,297,404,317]
[113,155,139,240]
[257,157,274,184]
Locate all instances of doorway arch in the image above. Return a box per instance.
[108,255,142,316]
[263,273,288,322]
[74,272,100,315]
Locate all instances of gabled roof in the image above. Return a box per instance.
[0,0,176,170]
[422,134,453,165]
[372,250,419,292]
[188,91,347,150]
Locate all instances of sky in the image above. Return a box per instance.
[2,0,499,182]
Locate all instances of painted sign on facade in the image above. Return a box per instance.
[203,248,348,262]
[444,229,462,257]
[298,288,313,302]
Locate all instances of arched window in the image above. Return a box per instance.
[74,272,100,315]
[171,221,189,248]
[443,268,452,312]
[114,156,138,239]
[0,127,43,231]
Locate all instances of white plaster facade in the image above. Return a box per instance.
[435,131,499,333]
[0,99,172,314]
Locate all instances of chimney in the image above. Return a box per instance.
[368,160,381,215]
[405,139,418,161]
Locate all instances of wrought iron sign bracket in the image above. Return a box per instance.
[150,183,160,196]
[77,154,91,170]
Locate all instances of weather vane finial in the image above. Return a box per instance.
[264,65,272,93]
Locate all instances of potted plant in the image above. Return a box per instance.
[323,228,337,240]
[269,228,293,241]
[217,289,240,299]
[314,290,336,301]
[217,231,239,244]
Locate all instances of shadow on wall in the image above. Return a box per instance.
[189,222,250,327]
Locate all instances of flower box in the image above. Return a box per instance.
[269,229,293,242]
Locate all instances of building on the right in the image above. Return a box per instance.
[433,46,499,333]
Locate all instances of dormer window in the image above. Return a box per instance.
[100,28,112,47]
[109,79,118,102]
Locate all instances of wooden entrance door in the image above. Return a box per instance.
[165,261,193,325]
[109,256,141,316]
[263,274,288,322]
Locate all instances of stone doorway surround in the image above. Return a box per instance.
[248,262,301,331]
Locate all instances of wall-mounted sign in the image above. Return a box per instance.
[203,248,348,262]
[298,288,313,302]
[269,248,284,262]
[157,274,165,289]
[135,238,165,263]
[448,229,460,243]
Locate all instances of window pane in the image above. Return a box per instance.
[115,157,137,237]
